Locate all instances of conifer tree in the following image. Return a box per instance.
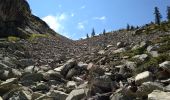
[154,7,162,25]
[103,29,106,35]
[127,24,130,31]
[167,6,170,22]
[86,33,89,38]
[91,28,95,37]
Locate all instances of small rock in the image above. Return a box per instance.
[113,48,126,54]
[33,82,49,91]
[117,42,125,48]
[24,65,39,73]
[125,61,137,71]
[43,70,63,82]
[66,88,90,100]
[18,59,35,68]
[159,61,170,73]
[67,81,77,88]
[87,63,94,71]
[133,54,148,61]
[47,90,68,100]
[150,51,159,57]
[98,50,105,55]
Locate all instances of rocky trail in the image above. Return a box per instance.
[0,0,170,100]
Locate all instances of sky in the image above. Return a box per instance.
[27,0,170,40]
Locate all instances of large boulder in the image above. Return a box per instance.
[148,90,170,100]
[20,73,43,86]
[2,87,32,100]
[135,71,153,85]
[60,59,77,76]
[0,78,20,95]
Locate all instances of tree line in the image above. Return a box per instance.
[86,6,170,39]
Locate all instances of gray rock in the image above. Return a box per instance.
[159,61,170,73]
[98,50,105,55]
[11,68,22,78]
[35,95,53,100]
[148,90,170,100]
[133,54,148,61]
[66,68,77,79]
[136,82,164,97]
[0,78,20,94]
[47,90,68,100]
[13,50,25,57]
[66,88,90,100]
[113,48,126,54]
[43,70,63,81]
[125,61,137,71]
[33,82,49,91]
[67,81,77,89]
[135,71,153,85]
[24,65,39,73]
[150,51,159,57]
[18,59,35,68]
[3,87,32,100]
[77,62,88,69]
[32,92,45,100]
[147,45,159,52]
[60,59,77,76]
[21,73,43,85]
[92,75,116,93]
[117,42,125,48]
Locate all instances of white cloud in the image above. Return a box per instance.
[93,16,106,21]
[77,22,85,30]
[80,5,86,9]
[71,13,75,17]
[58,5,62,8]
[59,13,67,20]
[42,15,61,32]
[42,13,67,33]
[77,20,88,30]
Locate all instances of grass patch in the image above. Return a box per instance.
[121,46,146,58]
[8,36,20,42]
[134,53,170,74]
[29,33,49,41]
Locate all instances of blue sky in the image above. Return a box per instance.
[27,0,170,40]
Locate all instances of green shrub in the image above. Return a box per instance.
[122,46,146,58]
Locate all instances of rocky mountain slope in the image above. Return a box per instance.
[0,0,170,100]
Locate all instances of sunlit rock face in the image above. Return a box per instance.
[0,0,56,38]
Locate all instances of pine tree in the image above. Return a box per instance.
[103,29,106,35]
[86,33,89,38]
[167,6,170,22]
[154,7,162,25]
[130,26,134,30]
[127,24,130,31]
[91,28,95,37]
